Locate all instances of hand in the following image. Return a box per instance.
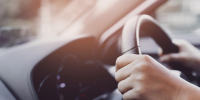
[115,54,200,100]
[159,39,200,73]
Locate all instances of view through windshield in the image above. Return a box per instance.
[0,0,95,47]
[156,0,200,35]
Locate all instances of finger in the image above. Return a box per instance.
[172,39,188,45]
[159,53,181,63]
[118,75,134,94]
[123,89,141,100]
[158,48,163,56]
[115,61,138,82]
[172,39,189,50]
[116,54,139,71]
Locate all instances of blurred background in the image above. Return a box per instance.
[156,0,200,35]
[0,0,95,48]
[0,0,200,47]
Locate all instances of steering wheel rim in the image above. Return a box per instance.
[121,14,194,81]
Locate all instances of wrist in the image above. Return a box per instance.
[178,80,200,100]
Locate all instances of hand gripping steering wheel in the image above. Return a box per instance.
[121,15,194,81]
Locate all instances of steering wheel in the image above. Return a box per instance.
[121,15,194,81]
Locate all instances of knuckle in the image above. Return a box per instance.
[135,74,146,82]
[115,69,128,83]
[115,72,121,82]
[143,55,151,61]
[116,55,131,65]
[116,56,122,66]
[130,62,147,73]
[137,62,148,71]
[116,55,130,62]
[130,65,139,73]
[116,54,135,70]
[129,69,147,82]
[139,62,147,70]
[135,87,146,98]
[117,81,124,93]
[132,64,141,71]
[129,73,147,84]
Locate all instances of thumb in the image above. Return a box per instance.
[159,53,181,63]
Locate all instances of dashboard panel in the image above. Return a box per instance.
[32,36,117,100]
[0,79,15,100]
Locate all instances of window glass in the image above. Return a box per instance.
[0,0,40,47]
[0,0,94,47]
[156,0,200,35]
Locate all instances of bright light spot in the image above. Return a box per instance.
[60,83,66,88]
[57,75,60,80]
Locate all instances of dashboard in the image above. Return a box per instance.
[0,79,15,100]
[32,36,118,100]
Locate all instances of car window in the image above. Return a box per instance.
[0,0,40,47]
[156,0,200,35]
[0,0,95,47]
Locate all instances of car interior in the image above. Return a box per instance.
[0,0,200,100]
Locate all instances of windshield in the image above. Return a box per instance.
[0,0,96,47]
[0,0,144,47]
[156,0,200,35]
